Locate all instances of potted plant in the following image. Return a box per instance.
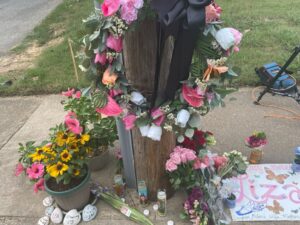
[292,146,300,173]
[62,88,118,171]
[220,178,239,209]
[16,121,92,211]
[245,131,267,164]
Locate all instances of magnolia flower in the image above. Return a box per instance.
[176,109,190,128]
[122,114,137,130]
[106,35,123,52]
[102,68,118,85]
[130,91,145,105]
[62,88,75,97]
[147,124,162,141]
[101,0,121,17]
[94,52,107,65]
[96,95,123,116]
[139,125,150,137]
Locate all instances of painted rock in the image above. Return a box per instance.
[82,204,97,222]
[63,209,81,225]
[42,196,54,207]
[37,216,50,225]
[50,207,63,224]
[45,206,54,217]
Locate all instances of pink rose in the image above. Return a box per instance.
[170,152,181,165]
[185,150,197,161]
[34,178,45,193]
[151,108,165,126]
[205,4,220,23]
[94,52,107,65]
[122,114,137,130]
[62,88,74,97]
[101,0,121,17]
[74,91,81,99]
[165,159,178,172]
[212,156,228,170]
[106,35,123,52]
[173,146,184,154]
[182,84,205,107]
[65,111,77,120]
[193,156,210,170]
[96,95,123,116]
[120,2,138,24]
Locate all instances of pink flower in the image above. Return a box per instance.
[229,28,242,52]
[185,150,197,161]
[115,148,122,160]
[173,146,185,154]
[94,52,107,65]
[74,91,81,99]
[96,95,123,116]
[182,84,205,107]
[15,163,24,176]
[151,108,165,126]
[101,0,121,17]
[193,156,210,170]
[26,163,44,179]
[122,114,137,130]
[120,2,138,24]
[212,155,228,170]
[205,4,220,23]
[62,88,75,97]
[65,117,83,134]
[170,152,181,165]
[33,178,45,193]
[65,111,77,120]
[106,35,123,52]
[165,159,178,172]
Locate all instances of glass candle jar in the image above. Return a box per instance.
[157,189,167,216]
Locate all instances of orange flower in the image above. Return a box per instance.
[102,68,118,85]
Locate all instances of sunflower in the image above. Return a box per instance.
[73,169,80,176]
[56,131,67,147]
[47,161,68,178]
[66,133,77,145]
[60,150,72,162]
[80,134,90,145]
[29,147,45,162]
[69,143,79,153]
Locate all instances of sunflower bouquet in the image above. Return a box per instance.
[16,122,91,192]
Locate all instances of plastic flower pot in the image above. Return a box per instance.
[44,168,91,211]
[249,148,263,164]
[224,194,236,209]
[292,160,300,173]
[88,146,110,171]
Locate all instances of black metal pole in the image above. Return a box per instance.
[254,45,300,104]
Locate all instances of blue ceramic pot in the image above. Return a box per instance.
[292,161,300,173]
[224,195,236,209]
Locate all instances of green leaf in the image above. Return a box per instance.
[180,213,188,220]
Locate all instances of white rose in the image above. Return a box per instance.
[176,109,190,128]
[139,125,150,137]
[130,91,145,105]
[147,125,162,141]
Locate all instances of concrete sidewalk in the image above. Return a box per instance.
[0,88,299,225]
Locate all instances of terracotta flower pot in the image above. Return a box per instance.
[249,149,263,164]
[88,146,110,171]
[44,169,91,211]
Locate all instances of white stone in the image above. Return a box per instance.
[82,204,97,222]
[45,206,54,217]
[37,216,50,225]
[42,196,54,207]
[63,209,81,225]
[50,207,63,224]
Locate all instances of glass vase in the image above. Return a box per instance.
[249,148,263,164]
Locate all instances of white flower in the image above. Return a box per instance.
[177,135,184,143]
[130,91,145,105]
[147,125,162,141]
[176,109,190,128]
[185,129,194,138]
[133,0,144,9]
[139,125,150,137]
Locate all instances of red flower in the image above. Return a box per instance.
[96,95,123,116]
[182,84,205,107]
[182,137,196,151]
[194,130,206,146]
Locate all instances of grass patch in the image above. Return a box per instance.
[218,0,300,86]
[0,0,93,96]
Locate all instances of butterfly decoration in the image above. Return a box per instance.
[264,167,289,184]
[266,200,284,214]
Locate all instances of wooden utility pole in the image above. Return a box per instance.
[123,20,175,200]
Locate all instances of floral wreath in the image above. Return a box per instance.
[78,0,242,142]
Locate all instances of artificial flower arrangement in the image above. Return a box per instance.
[245,131,267,164]
[77,0,243,142]
[166,143,248,225]
[62,88,118,157]
[16,117,91,192]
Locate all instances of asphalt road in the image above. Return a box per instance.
[0,0,62,56]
